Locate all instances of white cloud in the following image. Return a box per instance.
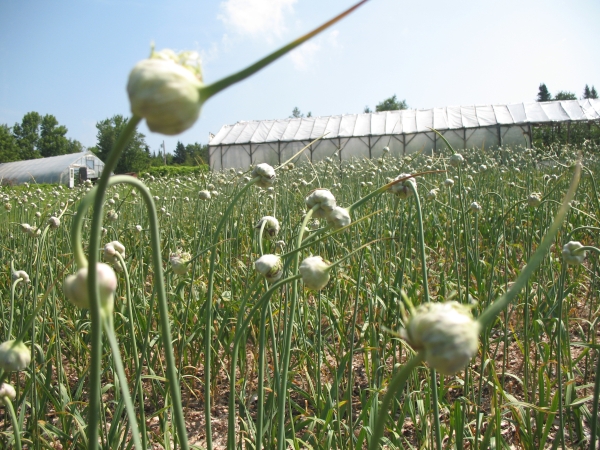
[289,40,320,71]
[218,0,297,40]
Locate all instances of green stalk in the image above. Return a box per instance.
[477,162,581,328]
[85,115,141,450]
[368,352,425,450]
[406,181,442,450]
[205,178,258,449]
[276,205,318,450]
[3,397,22,450]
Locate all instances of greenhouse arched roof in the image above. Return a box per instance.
[209,99,600,145]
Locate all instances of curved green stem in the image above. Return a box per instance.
[84,115,141,450]
[368,352,425,450]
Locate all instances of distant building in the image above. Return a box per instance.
[0,152,105,186]
[208,99,600,170]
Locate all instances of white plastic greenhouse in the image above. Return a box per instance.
[208,99,600,170]
[0,152,105,186]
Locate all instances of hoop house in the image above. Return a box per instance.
[208,99,600,170]
[0,152,105,186]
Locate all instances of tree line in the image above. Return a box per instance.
[0,112,208,174]
[537,83,598,102]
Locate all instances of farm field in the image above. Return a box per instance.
[0,142,599,449]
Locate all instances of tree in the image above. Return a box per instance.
[39,114,69,157]
[95,115,150,174]
[290,107,311,118]
[185,142,208,165]
[554,91,577,101]
[537,83,552,102]
[13,112,42,160]
[583,84,599,99]
[66,138,84,154]
[0,124,20,163]
[375,95,408,112]
[173,141,187,164]
[363,106,372,113]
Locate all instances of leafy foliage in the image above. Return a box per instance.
[537,83,552,102]
[554,91,577,101]
[375,94,408,111]
[94,115,150,174]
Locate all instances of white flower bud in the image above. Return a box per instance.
[426,189,439,200]
[12,270,30,284]
[48,216,60,229]
[252,163,276,188]
[404,301,480,375]
[326,206,351,230]
[127,49,203,135]
[562,241,586,265]
[0,383,16,401]
[389,173,416,199]
[0,340,31,372]
[449,153,464,167]
[254,254,283,283]
[135,225,143,233]
[255,216,280,240]
[305,189,336,219]
[199,190,211,200]
[170,252,191,275]
[299,256,331,290]
[107,210,119,221]
[528,192,542,208]
[470,201,482,213]
[63,263,117,312]
[103,241,126,271]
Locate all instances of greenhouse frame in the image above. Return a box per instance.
[208,99,600,170]
[0,152,105,186]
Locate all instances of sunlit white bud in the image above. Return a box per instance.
[170,252,191,275]
[107,210,119,221]
[199,190,211,200]
[255,216,280,240]
[20,223,31,233]
[127,49,203,135]
[254,254,283,283]
[299,256,331,290]
[562,241,586,265]
[382,146,390,154]
[27,226,41,238]
[527,192,542,208]
[252,163,276,188]
[449,153,464,167]
[470,201,482,213]
[326,206,351,230]
[108,198,115,205]
[389,173,416,199]
[101,227,108,237]
[287,162,295,170]
[103,241,126,271]
[305,189,336,219]
[0,383,16,401]
[211,190,219,197]
[444,179,454,188]
[426,189,439,200]
[0,340,31,372]
[207,183,215,190]
[64,263,117,312]
[48,216,60,229]
[404,301,480,375]
[12,270,30,284]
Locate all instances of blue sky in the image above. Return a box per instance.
[1,0,598,155]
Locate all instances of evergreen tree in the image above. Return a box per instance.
[95,115,150,174]
[39,114,69,157]
[583,84,598,99]
[0,124,20,163]
[173,141,187,164]
[364,106,372,113]
[554,91,577,101]
[13,112,42,160]
[375,94,408,112]
[185,142,208,165]
[290,107,304,118]
[537,83,552,102]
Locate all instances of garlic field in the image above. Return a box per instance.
[1,141,599,449]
